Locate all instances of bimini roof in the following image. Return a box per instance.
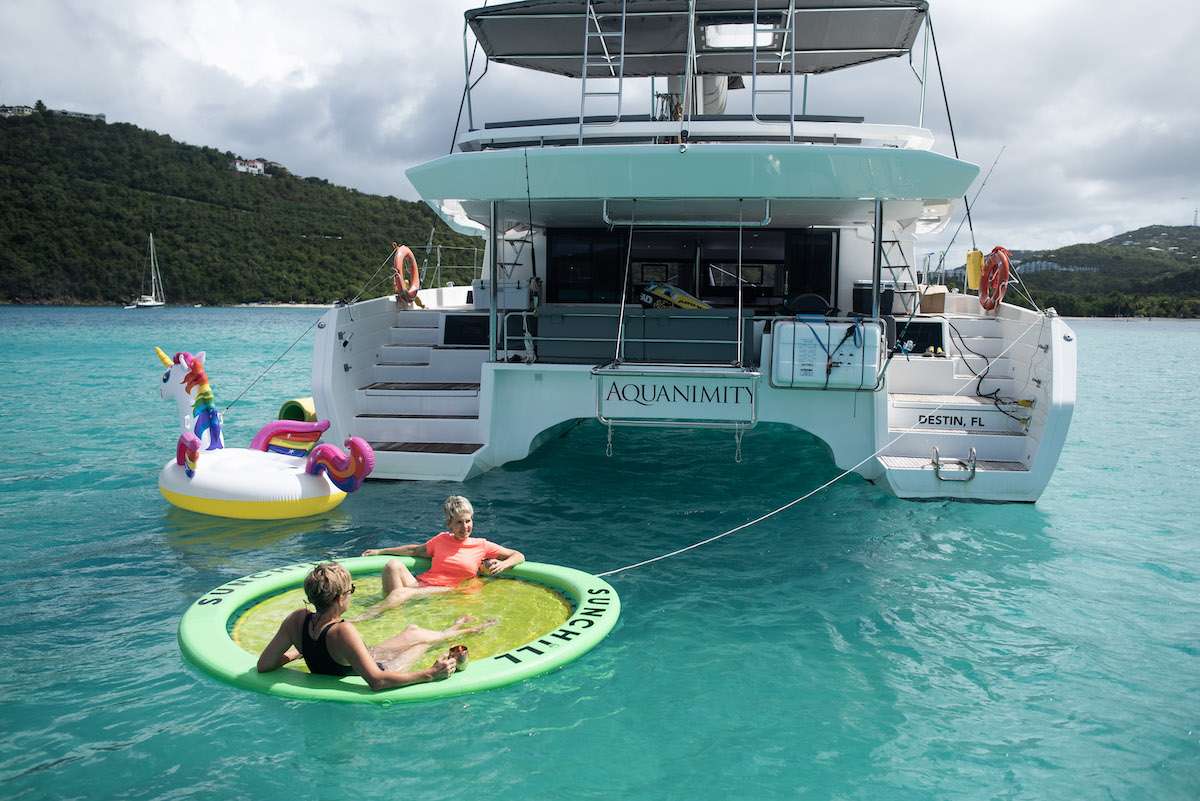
[465,0,928,78]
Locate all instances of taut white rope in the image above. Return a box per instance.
[597,315,1046,578]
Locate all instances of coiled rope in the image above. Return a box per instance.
[597,315,1047,578]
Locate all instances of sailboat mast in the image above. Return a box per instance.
[150,234,164,302]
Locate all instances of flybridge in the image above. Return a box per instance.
[459,0,933,146]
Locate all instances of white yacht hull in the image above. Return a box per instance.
[312,291,1075,502]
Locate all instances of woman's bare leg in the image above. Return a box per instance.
[373,640,438,672]
[371,616,498,656]
[371,617,500,671]
[350,560,452,622]
[381,559,420,594]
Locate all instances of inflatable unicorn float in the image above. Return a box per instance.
[154,346,374,519]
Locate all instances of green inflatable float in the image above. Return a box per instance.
[178,555,620,704]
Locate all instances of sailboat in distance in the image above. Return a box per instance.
[128,234,166,308]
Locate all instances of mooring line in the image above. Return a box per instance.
[223,251,395,414]
[596,315,1047,578]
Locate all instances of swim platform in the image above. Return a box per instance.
[178,556,620,703]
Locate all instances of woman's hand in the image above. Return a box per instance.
[362,548,380,557]
[428,654,457,681]
[482,549,524,576]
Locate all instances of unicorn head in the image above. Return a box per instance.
[155,346,224,450]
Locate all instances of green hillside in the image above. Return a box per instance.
[0,110,481,305]
[949,226,1200,317]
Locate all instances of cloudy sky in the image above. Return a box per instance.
[3,0,1198,266]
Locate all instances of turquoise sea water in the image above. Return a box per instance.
[1,307,1197,800]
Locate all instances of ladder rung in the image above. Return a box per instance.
[584,91,621,97]
[753,89,793,95]
[587,31,623,37]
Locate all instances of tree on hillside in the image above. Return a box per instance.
[0,113,481,304]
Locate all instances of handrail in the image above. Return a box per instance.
[498,309,888,366]
[681,0,696,137]
[457,119,935,151]
[931,446,977,481]
[478,8,917,21]
[735,208,744,365]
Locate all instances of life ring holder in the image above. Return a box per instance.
[979,246,1011,311]
[177,556,621,704]
[392,243,421,303]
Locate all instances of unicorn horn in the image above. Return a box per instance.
[154,346,173,367]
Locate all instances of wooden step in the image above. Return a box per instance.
[359,382,480,392]
[369,441,483,455]
[882,427,1030,461]
[890,393,1031,409]
[355,389,479,416]
[879,455,1028,472]
[392,311,441,328]
[358,413,478,420]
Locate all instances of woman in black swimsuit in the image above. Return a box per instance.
[256,562,489,689]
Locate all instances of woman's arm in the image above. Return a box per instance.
[257,610,305,673]
[481,545,525,576]
[330,624,455,691]
[362,544,428,558]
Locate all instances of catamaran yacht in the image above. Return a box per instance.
[313,0,1076,502]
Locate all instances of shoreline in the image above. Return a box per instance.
[1,302,1198,320]
[234,302,333,309]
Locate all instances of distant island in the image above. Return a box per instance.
[0,106,479,306]
[2,106,1198,316]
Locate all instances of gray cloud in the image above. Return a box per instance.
[3,0,1198,265]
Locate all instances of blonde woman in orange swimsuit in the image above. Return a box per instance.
[355,495,525,622]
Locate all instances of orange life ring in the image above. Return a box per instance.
[979,246,1011,311]
[392,243,420,302]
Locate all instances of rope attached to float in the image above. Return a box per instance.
[597,315,1047,578]
[224,250,397,414]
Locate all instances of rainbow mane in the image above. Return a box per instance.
[174,351,223,450]
[306,437,375,493]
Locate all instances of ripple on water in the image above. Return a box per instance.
[2,312,1199,800]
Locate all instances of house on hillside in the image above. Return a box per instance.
[232,158,266,175]
[52,109,106,122]
[0,105,34,117]
[1016,259,1098,274]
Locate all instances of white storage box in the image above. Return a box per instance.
[471,279,530,311]
[770,320,882,389]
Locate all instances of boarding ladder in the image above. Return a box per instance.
[496,232,533,281]
[577,0,627,145]
[881,239,917,287]
[752,0,797,142]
